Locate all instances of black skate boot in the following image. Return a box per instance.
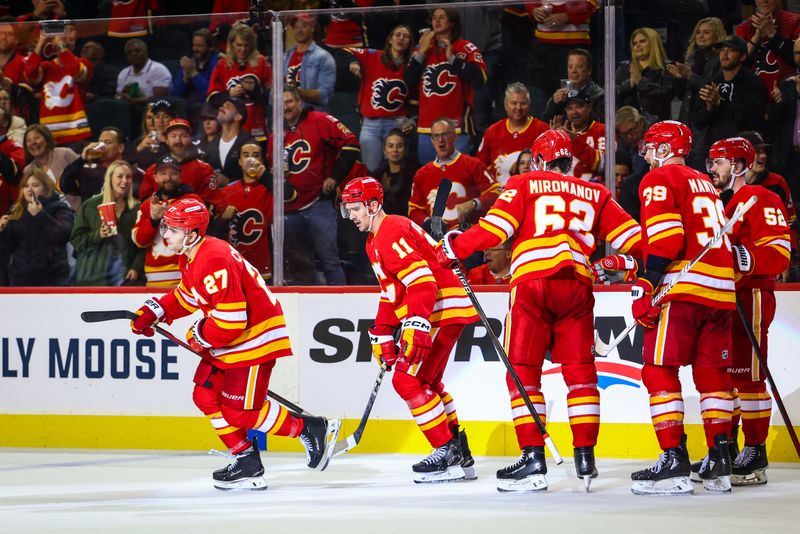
[454,426,477,480]
[496,446,548,492]
[299,415,341,471]
[412,438,467,483]
[574,446,598,492]
[697,433,732,493]
[630,434,693,495]
[732,443,768,486]
[691,426,739,483]
[212,437,267,491]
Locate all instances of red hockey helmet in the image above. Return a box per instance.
[162,198,210,237]
[641,120,692,160]
[708,137,755,173]
[531,129,573,170]
[340,177,384,217]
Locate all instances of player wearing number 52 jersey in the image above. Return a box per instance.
[629,121,737,496]
[129,198,339,491]
[439,130,642,492]
[341,177,478,484]
[707,137,790,486]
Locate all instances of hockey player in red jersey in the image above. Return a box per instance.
[340,177,479,484]
[628,121,737,495]
[130,198,340,490]
[702,137,790,486]
[439,129,642,492]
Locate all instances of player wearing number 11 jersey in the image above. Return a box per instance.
[439,129,642,492]
[129,198,340,491]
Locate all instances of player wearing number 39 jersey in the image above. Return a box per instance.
[129,198,340,491]
[341,177,479,484]
[439,129,642,492]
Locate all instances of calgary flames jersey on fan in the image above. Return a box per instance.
[222,180,274,277]
[413,39,487,134]
[452,171,642,287]
[107,0,160,38]
[207,57,272,140]
[570,120,605,183]
[368,215,477,329]
[726,185,791,290]
[323,0,375,48]
[345,47,408,119]
[640,165,735,308]
[267,110,359,211]
[158,236,292,369]
[475,116,549,186]
[408,152,500,229]
[131,192,204,286]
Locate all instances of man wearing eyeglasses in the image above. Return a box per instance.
[615,105,657,221]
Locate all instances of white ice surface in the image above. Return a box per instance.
[0,450,798,534]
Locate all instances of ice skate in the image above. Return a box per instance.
[496,446,548,492]
[299,415,342,471]
[732,443,768,486]
[697,433,731,493]
[630,435,693,495]
[574,446,598,492]
[212,437,267,491]
[412,438,469,483]
[691,427,738,483]
[455,426,478,480]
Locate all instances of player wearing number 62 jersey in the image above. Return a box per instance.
[341,177,478,484]
[439,129,642,492]
[129,198,339,491]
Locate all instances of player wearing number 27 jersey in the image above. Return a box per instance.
[440,130,641,492]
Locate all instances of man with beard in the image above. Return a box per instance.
[205,95,252,185]
[555,88,605,183]
[171,28,220,113]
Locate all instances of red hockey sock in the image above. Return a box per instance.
[562,363,600,447]
[506,365,546,448]
[393,371,451,447]
[641,364,684,450]
[193,385,248,450]
[735,381,771,446]
[694,366,733,448]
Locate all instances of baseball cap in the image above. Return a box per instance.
[565,88,591,106]
[290,13,315,26]
[218,94,248,123]
[165,117,192,135]
[199,103,218,120]
[150,98,175,115]
[156,154,181,172]
[713,35,747,55]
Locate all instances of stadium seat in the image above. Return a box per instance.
[328,91,361,137]
[86,97,132,140]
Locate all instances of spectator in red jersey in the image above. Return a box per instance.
[616,27,677,121]
[0,106,24,218]
[405,8,487,165]
[551,88,606,183]
[543,48,604,123]
[408,117,500,232]
[476,82,548,186]
[467,239,512,286]
[373,128,419,216]
[284,14,336,112]
[208,23,271,142]
[16,0,65,22]
[344,24,414,174]
[737,0,800,100]
[0,16,36,127]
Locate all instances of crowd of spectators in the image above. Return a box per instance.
[0,0,799,287]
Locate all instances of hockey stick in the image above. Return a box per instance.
[594,194,759,357]
[331,365,387,457]
[735,301,800,460]
[80,310,310,416]
[432,182,563,464]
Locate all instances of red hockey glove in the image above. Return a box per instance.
[131,298,166,337]
[436,229,462,270]
[731,244,753,273]
[369,326,397,369]
[186,318,214,360]
[631,279,661,329]
[591,254,637,285]
[398,316,432,366]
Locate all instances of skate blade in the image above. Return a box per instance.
[731,469,767,486]
[690,471,702,483]
[317,418,342,472]
[583,475,592,492]
[213,476,268,491]
[413,465,468,484]
[462,465,478,481]
[631,477,693,496]
[497,474,548,493]
[702,475,731,493]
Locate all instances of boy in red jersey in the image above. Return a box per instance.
[439,129,642,492]
[703,137,790,486]
[130,198,340,490]
[340,177,478,484]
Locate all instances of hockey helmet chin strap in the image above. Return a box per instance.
[365,201,382,233]
[178,230,202,255]
[649,142,674,167]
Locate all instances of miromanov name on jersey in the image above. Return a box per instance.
[529,178,601,203]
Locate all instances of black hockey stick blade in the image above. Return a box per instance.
[81,310,137,322]
[331,365,386,457]
[430,178,452,240]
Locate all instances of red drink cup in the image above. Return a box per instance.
[97,202,118,235]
